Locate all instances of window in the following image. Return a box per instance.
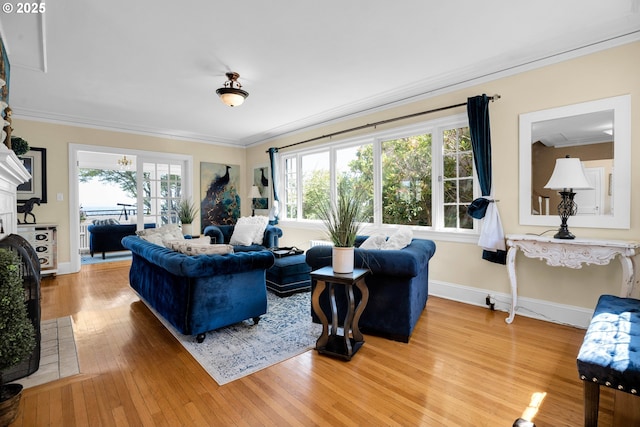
[281,114,477,234]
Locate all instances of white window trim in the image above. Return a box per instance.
[278,114,482,244]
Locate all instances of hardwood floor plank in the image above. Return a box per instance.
[8,261,617,427]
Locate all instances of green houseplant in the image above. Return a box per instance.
[177,198,198,236]
[0,248,36,426]
[317,179,367,273]
[9,136,29,156]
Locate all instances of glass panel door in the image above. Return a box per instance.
[139,160,184,227]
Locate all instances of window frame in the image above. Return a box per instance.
[279,113,481,244]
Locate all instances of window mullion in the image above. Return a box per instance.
[432,128,444,230]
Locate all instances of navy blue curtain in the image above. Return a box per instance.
[268,147,280,224]
[467,94,506,264]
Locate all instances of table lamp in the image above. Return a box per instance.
[249,185,262,216]
[544,156,593,239]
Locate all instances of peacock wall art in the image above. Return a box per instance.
[253,166,270,210]
[200,162,241,230]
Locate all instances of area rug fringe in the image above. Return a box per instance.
[147,291,321,385]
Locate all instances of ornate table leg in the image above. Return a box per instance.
[506,245,518,324]
[343,284,355,356]
[619,255,637,297]
[311,280,329,349]
[352,277,369,343]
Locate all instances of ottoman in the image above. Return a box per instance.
[577,294,640,427]
[266,254,311,297]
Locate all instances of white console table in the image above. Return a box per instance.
[505,234,639,324]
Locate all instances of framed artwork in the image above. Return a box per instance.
[0,34,10,109]
[252,165,270,212]
[18,147,47,203]
[200,162,240,229]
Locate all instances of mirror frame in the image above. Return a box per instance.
[519,95,631,229]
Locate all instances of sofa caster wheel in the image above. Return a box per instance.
[196,333,206,343]
[253,316,261,325]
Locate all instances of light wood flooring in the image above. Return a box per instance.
[8,261,615,426]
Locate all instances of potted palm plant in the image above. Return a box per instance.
[318,179,367,273]
[177,198,198,236]
[0,248,36,426]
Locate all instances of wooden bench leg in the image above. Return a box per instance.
[584,380,600,427]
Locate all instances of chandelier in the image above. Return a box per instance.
[118,155,132,169]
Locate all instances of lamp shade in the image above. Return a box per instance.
[544,157,593,190]
[217,90,247,107]
[249,185,262,199]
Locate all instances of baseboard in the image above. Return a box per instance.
[429,280,593,329]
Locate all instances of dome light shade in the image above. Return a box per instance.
[216,72,249,107]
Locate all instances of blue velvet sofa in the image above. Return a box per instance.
[88,223,156,259]
[305,236,436,343]
[121,235,275,342]
[203,224,282,251]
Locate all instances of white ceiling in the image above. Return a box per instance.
[1,1,639,148]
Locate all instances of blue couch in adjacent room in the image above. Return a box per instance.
[203,224,282,251]
[88,222,156,259]
[305,236,436,343]
[121,235,275,342]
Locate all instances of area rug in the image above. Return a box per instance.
[12,317,80,389]
[152,291,322,385]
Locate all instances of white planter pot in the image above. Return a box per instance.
[181,223,193,236]
[332,246,354,274]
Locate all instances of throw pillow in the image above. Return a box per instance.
[382,228,413,250]
[229,222,258,246]
[359,234,387,250]
[92,218,119,226]
[178,243,234,256]
[137,224,184,245]
[140,233,164,246]
[230,216,269,246]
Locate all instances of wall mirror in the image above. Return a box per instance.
[519,95,630,229]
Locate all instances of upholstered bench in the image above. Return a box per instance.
[266,254,311,297]
[577,294,640,427]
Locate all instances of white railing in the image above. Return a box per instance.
[79,224,90,254]
[309,239,333,248]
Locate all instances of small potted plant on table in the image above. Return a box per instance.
[318,179,367,273]
[177,198,198,237]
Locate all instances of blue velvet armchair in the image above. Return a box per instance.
[305,236,436,342]
[203,224,282,252]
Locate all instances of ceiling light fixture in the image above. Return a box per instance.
[216,72,249,107]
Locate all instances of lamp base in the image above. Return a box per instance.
[554,226,575,240]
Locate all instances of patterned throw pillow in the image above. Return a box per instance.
[177,243,234,256]
[92,218,120,226]
[137,224,184,246]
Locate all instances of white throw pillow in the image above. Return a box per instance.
[382,228,413,250]
[230,216,269,245]
[359,234,387,250]
[229,223,259,246]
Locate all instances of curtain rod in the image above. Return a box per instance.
[267,94,501,153]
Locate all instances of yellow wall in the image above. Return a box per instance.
[247,41,640,311]
[11,41,640,312]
